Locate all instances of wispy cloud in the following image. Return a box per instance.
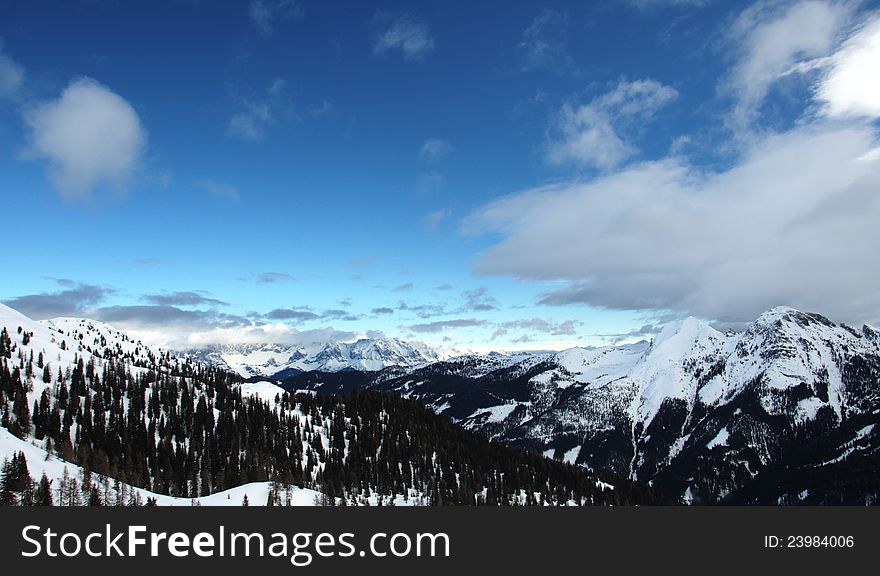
[403,318,487,334]
[518,9,573,73]
[721,0,855,134]
[392,282,414,293]
[625,0,713,10]
[143,291,228,307]
[0,38,24,100]
[416,170,444,195]
[491,318,580,341]
[546,79,678,171]
[256,271,295,284]
[227,77,292,142]
[373,14,435,62]
[419,137,453,161]
[248,0,304,35]
[423,208,450,231]
[199,179,241,202]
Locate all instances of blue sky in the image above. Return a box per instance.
[1,0,879,350]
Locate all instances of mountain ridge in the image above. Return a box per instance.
[279,306,880,504]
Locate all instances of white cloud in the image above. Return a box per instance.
[24,78,146,199]
[0,39,24,99]
[199,179,241,202]
[546,79,678,170]
[816,14,880,118]
[419,137,453,161]
[723,0,855,132]
[465,5,880,327]
[423,208,450,230]
[466,123,880,326]
[227,78,288,142]
[143,323,359,350]
[518,9,572,73]
[626,0,712,8]
[416,170,444,194]
[373,15,435,62]
[248,0,304,35]
[228,103,270,141]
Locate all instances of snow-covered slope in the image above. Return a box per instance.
[0,305,433,506]
[0,426,322,506]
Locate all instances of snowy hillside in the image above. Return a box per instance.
[0,426,322,506]
[2,303,640,507]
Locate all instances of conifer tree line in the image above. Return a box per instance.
[0,325,666,505]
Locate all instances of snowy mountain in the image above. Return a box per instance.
[183,337,443,378]
[1,302,644,507]
[4,300,877,504]
[282,306,880,504]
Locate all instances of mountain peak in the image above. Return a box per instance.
[652,316,719,351]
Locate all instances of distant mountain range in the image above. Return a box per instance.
[3,301,878,505]
[183,338,444,378]
[276,307,880,504]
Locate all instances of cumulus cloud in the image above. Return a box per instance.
[24,78,146,199]
[419,137,453,161]
[546,79,678,171]
[465,6,880,328]
[518,9,573,73]
[816,14,880,118]
[0,39,24,99]
[248,0,304,34]
[372,307,395,315]
[373,14,435,62]
[722,0,855,132]
[467,123,880,326]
